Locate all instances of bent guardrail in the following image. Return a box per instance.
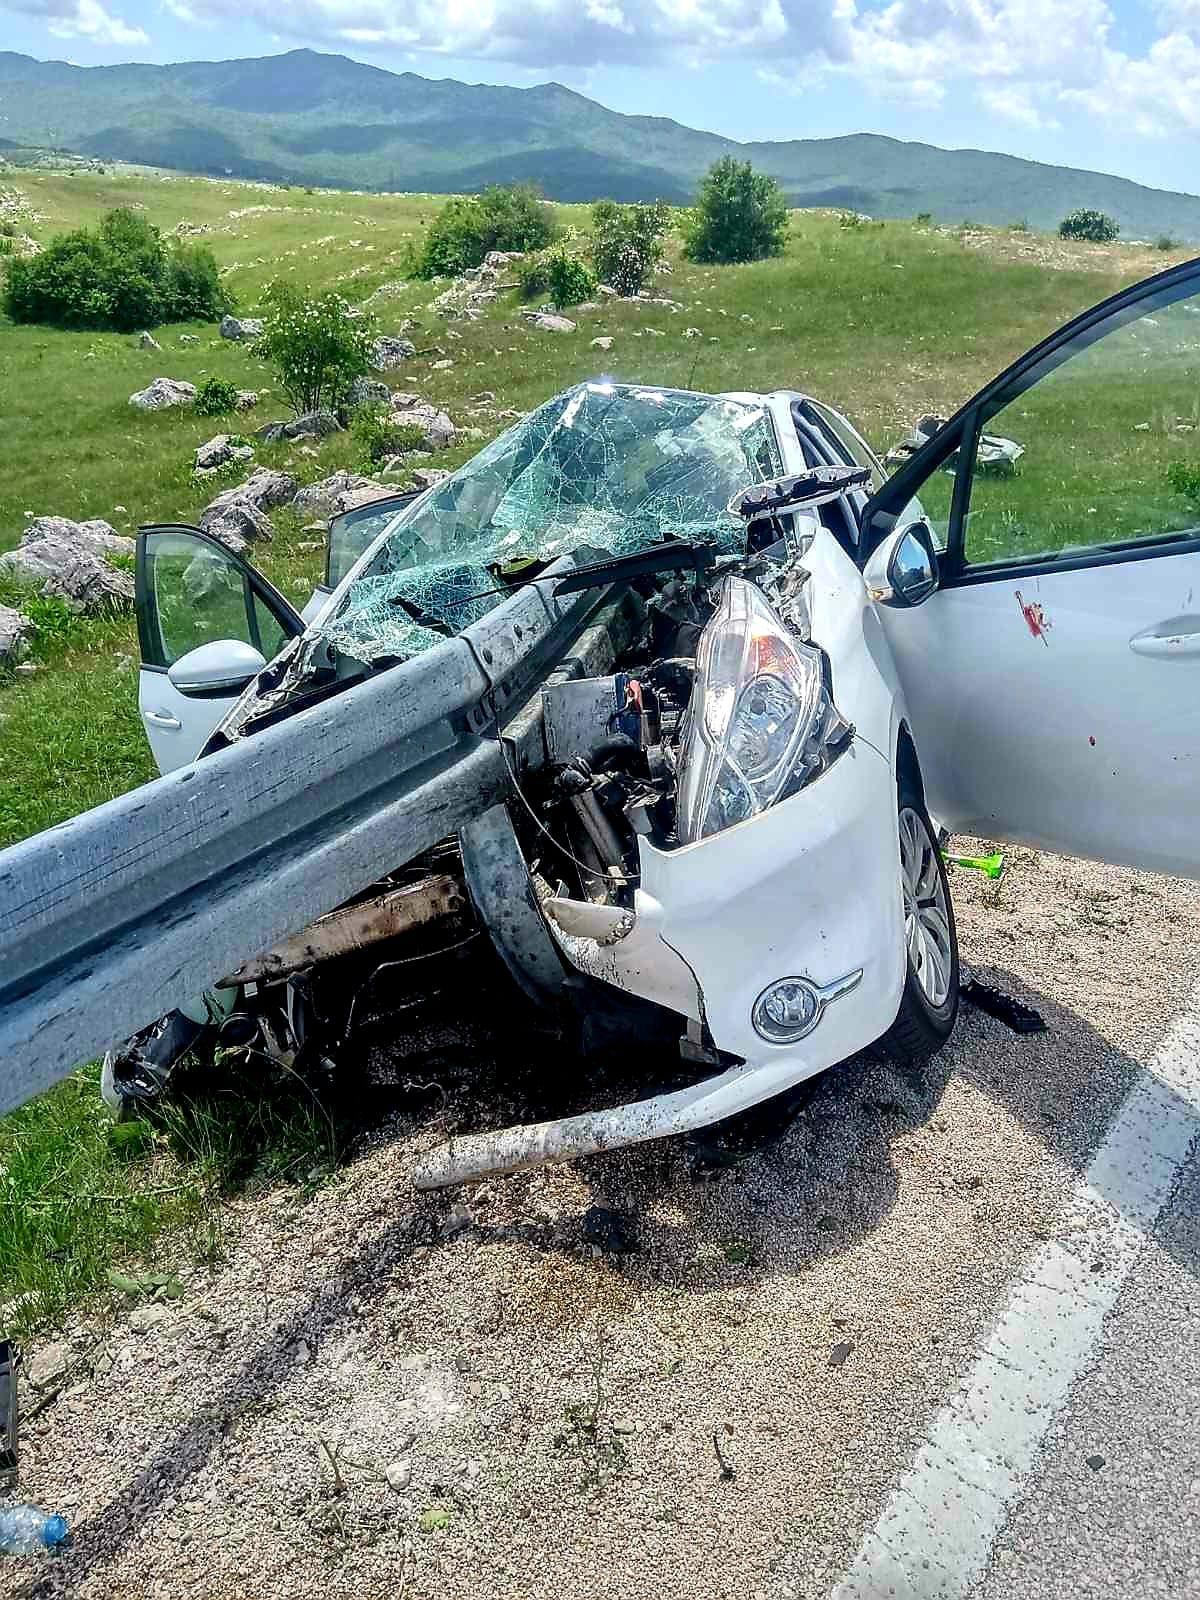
[0,566,609,1115]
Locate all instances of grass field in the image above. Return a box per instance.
[0,163,1186,1339]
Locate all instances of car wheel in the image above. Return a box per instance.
[881,780,959,1063]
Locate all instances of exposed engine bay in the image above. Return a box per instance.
[103,464,869,1166]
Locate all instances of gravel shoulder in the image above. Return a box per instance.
[6,843,1200,1600]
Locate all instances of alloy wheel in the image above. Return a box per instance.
[898,805,953,1008]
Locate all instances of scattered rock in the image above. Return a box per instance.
[235,390,258,411]
[255,411,341,444]
[469,390,496,404]
[178,333,200,346]
[129,377,196,411]
[581,1206,638,1255]
[238,467,300,511]
[483,249,524,268]
[386,1459,413,1493]
[0,518,135,611]
[431,358,455,371]
[684,327,702,339]
[409,466,451,491]
[522,312,576,333]
[403,404,456,451]
[26,1340,70,1389]
[612,1417,636,1436]
[199,489,274,551]
[590,336,614,351]
[219,314,263,342]
[0,604,32,668]
[829,1340,855,1369]
[194,434,254,473]
[1086,1453,1106,1471]
[597,283,617,297]
[371,335,417,371]
[136,330,161,350]
[345,376,392,411]
[21,516,130,556]
[129,1303,171,1334]
[292,471,390,519]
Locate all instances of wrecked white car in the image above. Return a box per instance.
[117,254,1200,1185]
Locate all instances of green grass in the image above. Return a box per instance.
[0,164,1165,1340]
[0,1057,342,1341]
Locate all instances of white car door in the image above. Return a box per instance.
[135,525,304,774]
[861,256,1200,879]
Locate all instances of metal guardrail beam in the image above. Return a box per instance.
[0,569,605,1115]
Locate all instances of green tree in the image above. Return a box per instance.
[590,200,670,296]
[3,207,231,331]
[414,184,557,278]
[1058,209,1120,242]
[255,282,372,416]
[682,157,789,264]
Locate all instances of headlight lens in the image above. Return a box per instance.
[676,576,851,843]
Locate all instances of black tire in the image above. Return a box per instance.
[881,777,959,1064]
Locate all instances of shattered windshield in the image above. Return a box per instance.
[319,383,782,663]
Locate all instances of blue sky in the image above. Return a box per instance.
[2,0,1197,195]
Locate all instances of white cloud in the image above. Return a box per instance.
[980,83,1061,128]
[8,0,148,43]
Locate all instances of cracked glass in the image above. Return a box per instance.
[318,383,782,663]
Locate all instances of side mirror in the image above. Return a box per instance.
[167,638,267,698]
[862,520,939,609]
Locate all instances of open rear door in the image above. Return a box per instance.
[860,256,1200,879]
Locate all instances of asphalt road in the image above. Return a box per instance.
[8,843,1200,1600]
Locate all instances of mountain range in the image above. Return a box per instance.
[3,48,1200,240]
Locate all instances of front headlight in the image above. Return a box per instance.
[676,576,852,844]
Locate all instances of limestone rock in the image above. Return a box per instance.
[219,314,264,342]
[129,377,196,411]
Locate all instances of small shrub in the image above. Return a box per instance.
[591,199,670,297]
[194,376,242,416]
[682,157,788,265]
[1167,460,1200,507]
[352,404,427,468]
[1156,234,1178,252]
[1008,218,1030,233]
[414,183,557,278]
[255,281,372,416]
[2,206,232,331]
[839,211,869,229]
[0,237,14,258]
[915,211,933,225]
[517,244,597,306]
[1058,208,1119,242]
[0,221,15,237]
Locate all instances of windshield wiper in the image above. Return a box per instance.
[552,541,732,596]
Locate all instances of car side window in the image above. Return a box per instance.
[962,288,1200,567]
[143,532,256,668]
[140,530,299,670]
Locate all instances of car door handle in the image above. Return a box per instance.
[143,708,183,729]
[1129,619,1200,659]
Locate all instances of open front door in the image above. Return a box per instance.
[135,526,304,774]
[861,256,1200,879]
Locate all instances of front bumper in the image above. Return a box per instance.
[412,739,906,1188]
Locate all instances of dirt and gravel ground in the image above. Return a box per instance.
[5,842,1200,1600]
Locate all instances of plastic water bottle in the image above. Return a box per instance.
[0,1504,69,1555]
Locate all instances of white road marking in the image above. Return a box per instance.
[831,989,1200,1600]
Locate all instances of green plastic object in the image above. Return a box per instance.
[942,849,1005,881]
